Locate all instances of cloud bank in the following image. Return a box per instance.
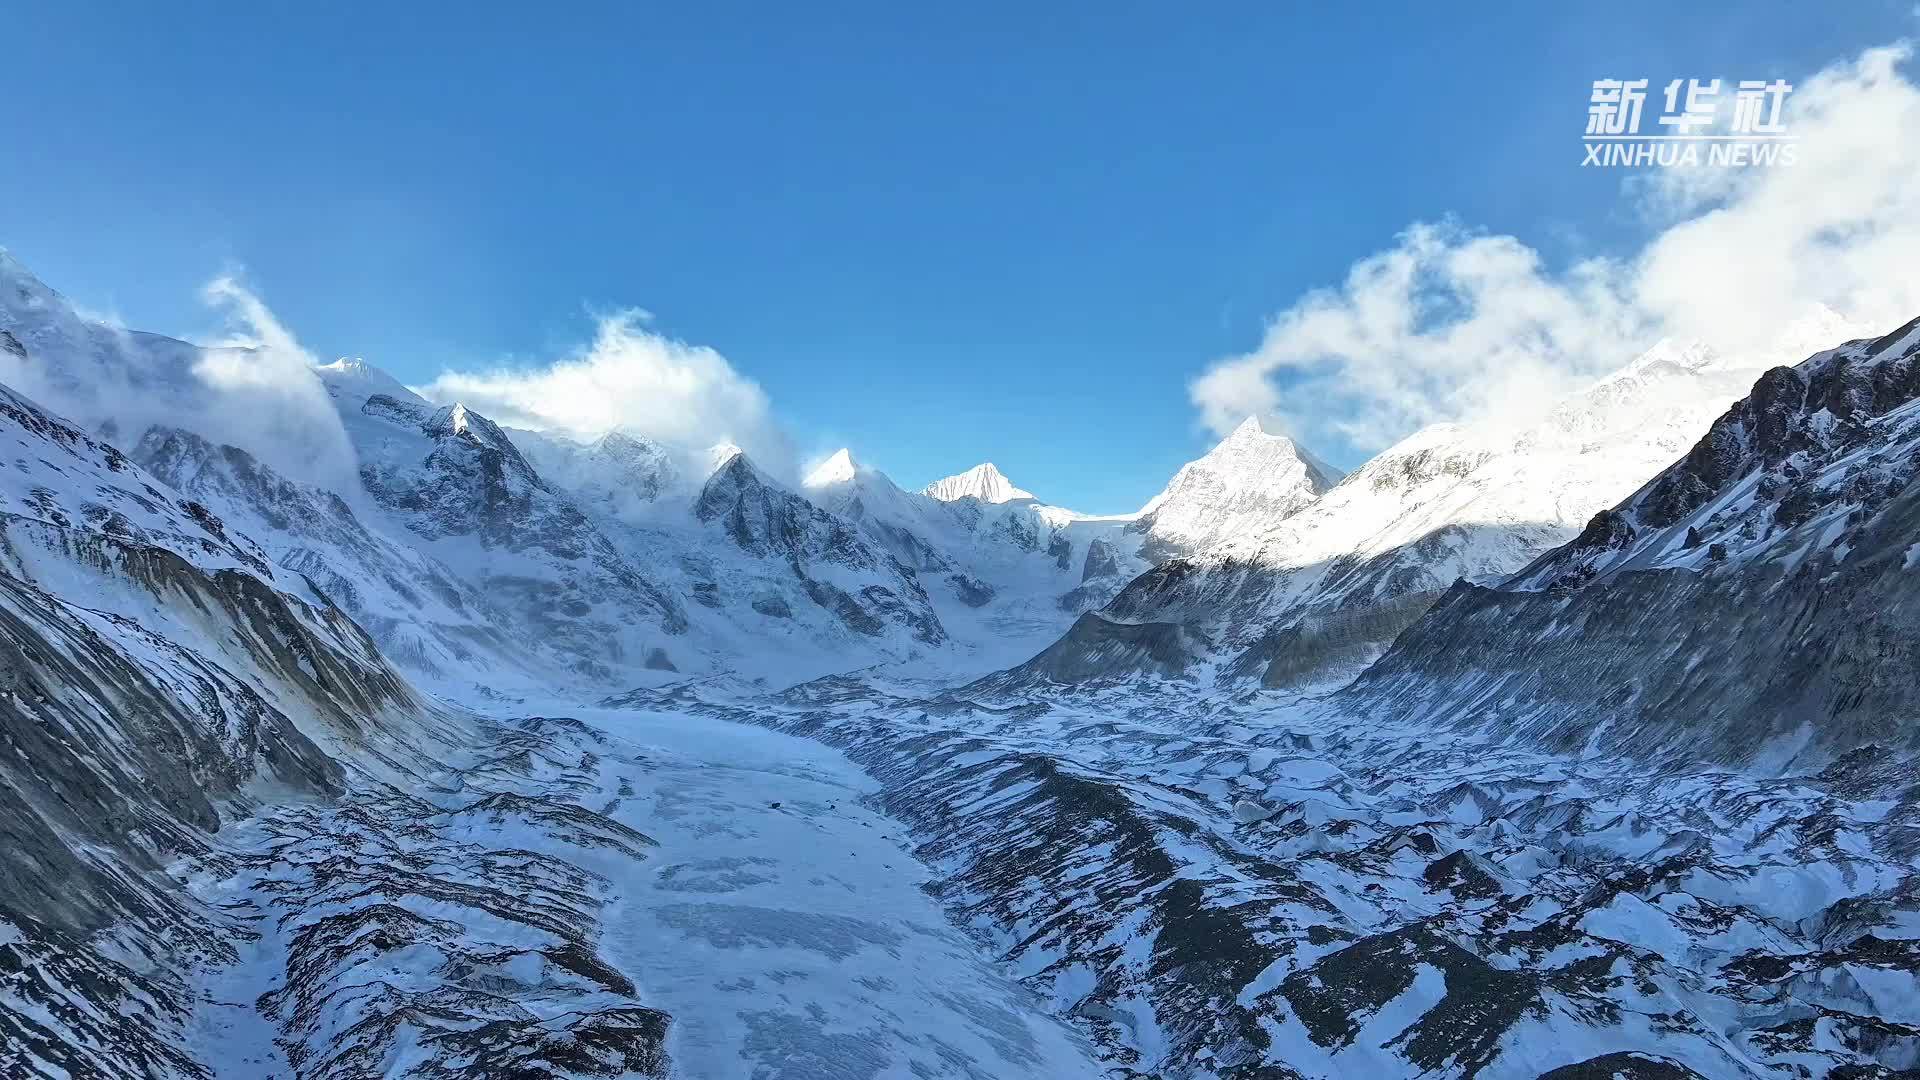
[412,310,793,473]
[1192,43,1920,456]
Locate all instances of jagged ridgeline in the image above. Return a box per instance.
[1355,315,1920,769]
[4,239,1920,1080]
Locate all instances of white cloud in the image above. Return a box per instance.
[412,310,793,474]
[1193,42,1920,457]
[0,253,358,492]
[196,274,361,491]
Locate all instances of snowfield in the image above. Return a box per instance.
[172,701,1107,1079]
[562,705,1108,1078]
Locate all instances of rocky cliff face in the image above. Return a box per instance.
[345,388,691,679]
[0,380,673,1079]
[695,451,947,645]
[132,424,563,681]
[1353,316,1920,773]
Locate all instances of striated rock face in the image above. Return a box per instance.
[350,390,690,673]
[132,425,562,680]
[0,382,671,1079]
[1514,316,1920,590]
[696,453,947,644]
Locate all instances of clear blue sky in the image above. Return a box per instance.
[3,3,1910,511]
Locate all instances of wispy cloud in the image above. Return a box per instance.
[196,273,361,491]
[0,253,358,491]
[1192,43,1920,456]
[412,310,793,474]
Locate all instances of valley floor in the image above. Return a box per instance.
[151,674,1920,1080]
[179,702,1104,1080]
[566,705,1107,1078]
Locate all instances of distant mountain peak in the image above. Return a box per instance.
[1132,418,1340,554]
[805,448,859,488]
[923,462,1035,504]
[314,356,423,407]
[1201,415,1341,487]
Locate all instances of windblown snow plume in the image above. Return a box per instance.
[0,253,357,490]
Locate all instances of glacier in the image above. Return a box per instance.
[2,247,1918,1080]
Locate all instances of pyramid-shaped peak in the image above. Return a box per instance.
[1217,414,1309,453]
[923,461,1035,504]
[804,448,859,488]
[1172,416,1343,496]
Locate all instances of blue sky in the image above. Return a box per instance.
[4,2,1914,511]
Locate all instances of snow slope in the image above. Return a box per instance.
[1034,338,1780,689]
[1353,314,1920,772]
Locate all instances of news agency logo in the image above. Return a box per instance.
[1583,79,1798,167]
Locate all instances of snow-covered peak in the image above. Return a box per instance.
[1221,413,1276,444]
[1512,313,1920,590]
[1193,416,1341,489]
[923,462,1035,504]
[706,441,745,476]
[1615,338,1718,380]
[1133,417,1340,553]
[314,356,421,407]
[805,447,859,489]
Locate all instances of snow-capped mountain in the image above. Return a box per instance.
[1513,317,1920,591]
[923,460,1036,503]
[130,423,562,681]
[694,448,946,645]
[676,317,1920,1080]
[1009,338,1774,689]
[1131,414,1342,558]
[514,426,683,520]
[0,379,626,1079]
[804,445,1152,669]
[1354,315,1920,769]
[335,379,693,680]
